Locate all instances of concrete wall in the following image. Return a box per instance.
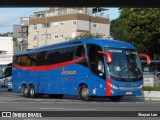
[0,37,13,64]
[0,37,13,53]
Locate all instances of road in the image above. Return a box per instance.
[0,88,160,120]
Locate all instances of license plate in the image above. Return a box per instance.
[126,92,132,95]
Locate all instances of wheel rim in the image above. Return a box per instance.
[30,87,34,96]
[22,86,25,94]
[24,87,28,96]
[81,87,89,98]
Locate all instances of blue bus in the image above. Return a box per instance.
[12,38,150,101]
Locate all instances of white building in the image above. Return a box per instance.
[28,7,110,49]
[0,37,13,65]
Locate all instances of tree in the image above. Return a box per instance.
[74,32,105,40]
[110,18,125,40]
[111,8,160,59]
[0,32,12,36]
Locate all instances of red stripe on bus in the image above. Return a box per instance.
[106,79,112,96]
[13,56,86,71]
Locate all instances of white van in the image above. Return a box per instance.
[0,65,12,87]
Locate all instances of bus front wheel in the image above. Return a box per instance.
[79,85,91,101]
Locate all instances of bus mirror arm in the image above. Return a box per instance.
[139,54,151,65]
[98,51,112,64]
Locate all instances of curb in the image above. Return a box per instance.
[143,91,160,100]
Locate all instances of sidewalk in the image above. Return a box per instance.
[123,91,160,101]
[143,91,160,100]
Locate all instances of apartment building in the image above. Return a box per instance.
[28,7,110,49]
[13,17,29,52]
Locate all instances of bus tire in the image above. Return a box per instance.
[79,84,91,101]
[21,85,26,97]
[29,85,36,98]
[23,86,30,98]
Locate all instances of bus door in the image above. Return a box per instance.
[87,44,106,96]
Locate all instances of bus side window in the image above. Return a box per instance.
[75,46,85,58]
[18,55,28,66]
[37,51,48,66]
[47,50,55,65]
[28,53,37,66]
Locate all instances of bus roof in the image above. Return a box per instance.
[16,38,135,55]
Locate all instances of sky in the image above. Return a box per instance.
[0,7,120,34]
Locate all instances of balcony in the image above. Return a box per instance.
[29,8,109,19]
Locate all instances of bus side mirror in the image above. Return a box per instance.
[139,54,151,65]
[98,51,112,64]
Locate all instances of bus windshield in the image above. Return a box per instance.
[0,70,3,79]
[105,48,143,82]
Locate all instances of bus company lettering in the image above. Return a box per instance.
[61,68,76,75]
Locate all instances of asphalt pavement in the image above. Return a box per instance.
[0,88,160,120]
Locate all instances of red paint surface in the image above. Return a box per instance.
[13,56,86,71]
[106,79,112,96]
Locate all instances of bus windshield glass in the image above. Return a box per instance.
[0,65,7,79]
[0,70,3,78]
[105,48,143,82]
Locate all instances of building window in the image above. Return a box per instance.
[33,25,37,29]
[72,32,76,38]
[72,20,77,26]
[33,35,37,40]
[59,22,64,27]
[59,34,64,38]
[54,34,59,39]
[93,23,98,28]
[58,10,62,15]
[41,34,46,40]
[47,34,51,39]
[41,34,51,40]
[42,23,50,28]
[54,22,59,27]
[38,14,44,18]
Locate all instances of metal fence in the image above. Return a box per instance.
[143,72,160,87]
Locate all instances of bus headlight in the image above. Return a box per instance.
[108,83,119,89]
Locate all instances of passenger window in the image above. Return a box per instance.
[75,46,85,58]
